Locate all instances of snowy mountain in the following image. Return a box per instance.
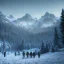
[13,12,58,33]
[8,15,14,19]
[14,13,36,31]
[17,13,35,22]
[38,12,56,27]
[6,15,16,22]
[0,11,61,49]
[0,11,58,33]
[0,11,9,23]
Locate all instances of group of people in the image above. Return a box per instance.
[22,51,40,58]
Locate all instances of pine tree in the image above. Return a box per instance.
[54,27,59,46]
[45,43,49,53]
[53,27,59,51]
[51,46,55,52]
[60,9,64,46]
[40,41,45,54]
[21,39,24,50]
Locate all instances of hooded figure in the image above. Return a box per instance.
[33,52,36,58]
[4,51,6,57]
[38,52,40,58]
[26,52,29,58]
[30,52,32,58]
[22,51,25,58]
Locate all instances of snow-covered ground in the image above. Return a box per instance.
[0,49,64,64]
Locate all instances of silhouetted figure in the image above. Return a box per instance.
[30,52,32,58]
[22,51,25,58]
[33,52,36,58]
[4,51,6,57]
[15,52,16,56]
[26,52,29,58]
[38,52,40,58]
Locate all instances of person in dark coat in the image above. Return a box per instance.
[38,52,40,58]
[26,52,29,58]
[33,52,36,58]
[22,51,25,58]
[30,52,32,58]
[4,51,6,57]
[15,52,16,56]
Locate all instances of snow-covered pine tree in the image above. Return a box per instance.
[60,9,64,46]
[21,39,24,50]
[53,27,59,51]
[45,43,49,53]
[40,41,45,54]
[51,45,55,52]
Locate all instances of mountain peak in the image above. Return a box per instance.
[43,12,55,19]
[25,13,31,17]
[17,13,33,22]
[23,13,32,20]
[44,12,50,16]
[0,11,2,15]
[0,11,6,18]
[0,11,5,16]
[8,15,14,19]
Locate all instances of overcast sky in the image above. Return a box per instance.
[0,0,64,19]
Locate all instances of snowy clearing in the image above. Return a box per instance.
[0,49,64,64]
